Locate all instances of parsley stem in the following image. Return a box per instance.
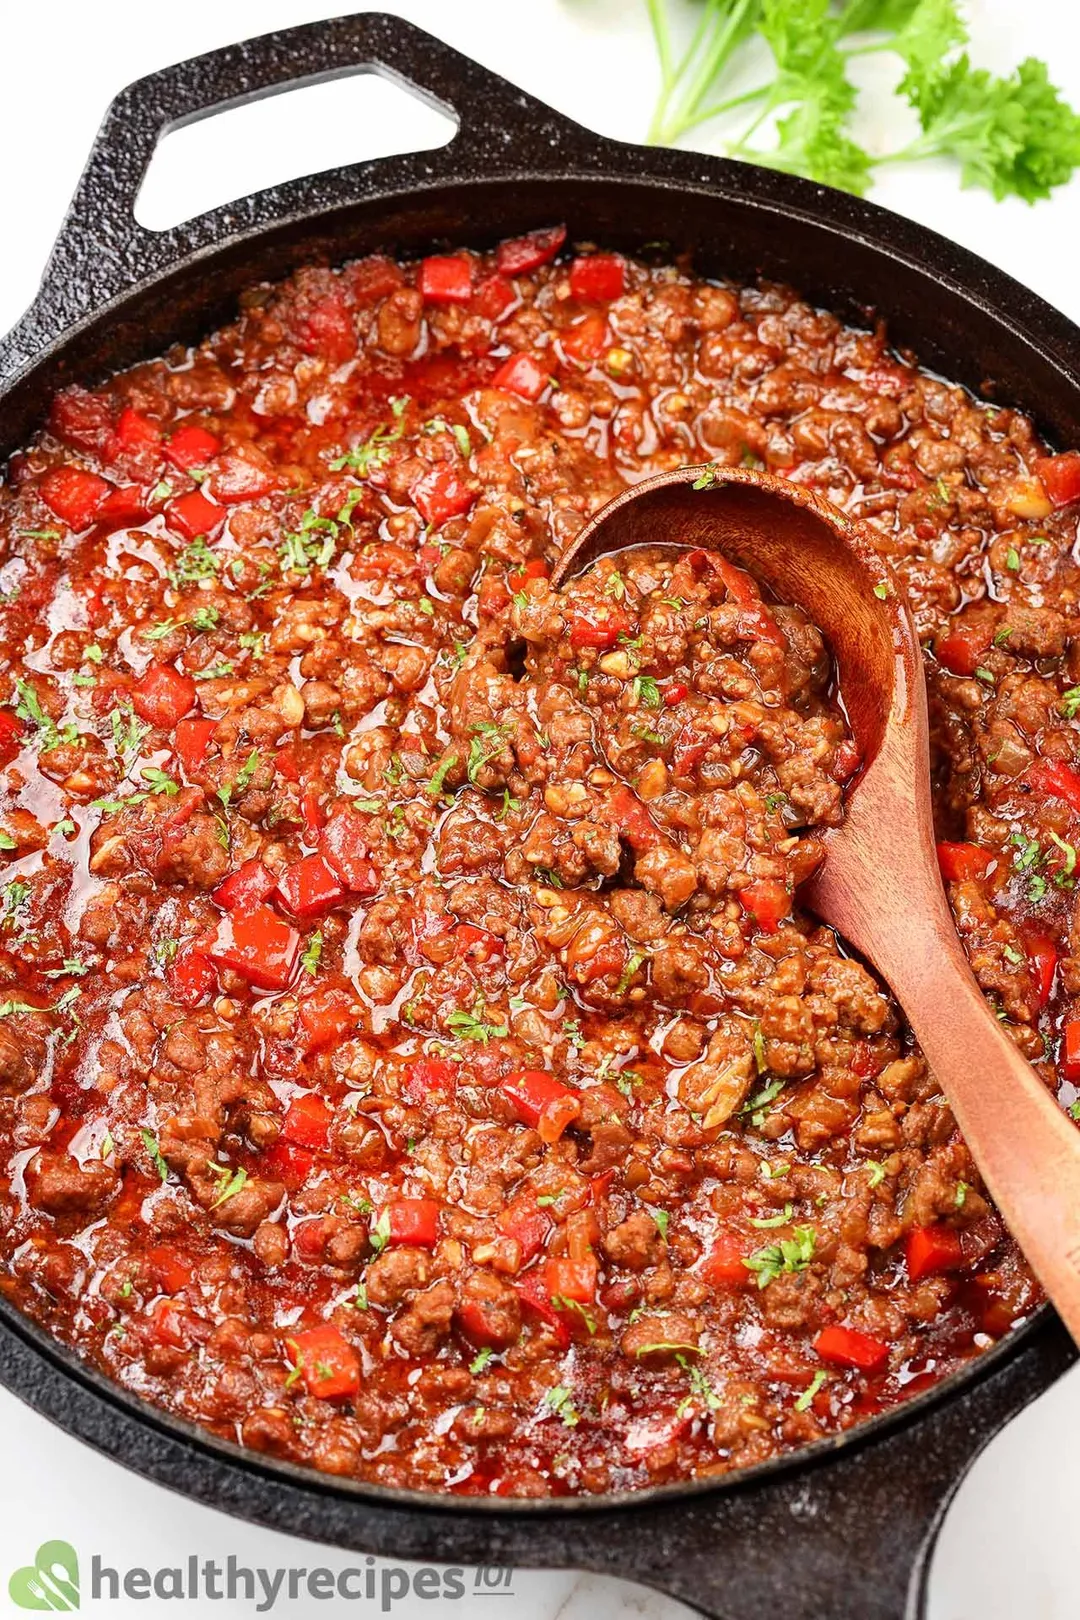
[727,92,776,156]
[646,0,675,98]
[648,0,757,146]
[690,83,770,127]
[842,40,897,57]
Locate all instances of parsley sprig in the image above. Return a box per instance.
[643,0,1080,202]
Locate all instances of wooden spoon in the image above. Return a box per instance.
[553,463,1080,1345]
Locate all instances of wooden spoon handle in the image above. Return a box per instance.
[892,931,1080,1342]
[814,852,1080,1345]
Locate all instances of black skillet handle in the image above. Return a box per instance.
[3,12,598,374]
[578,1322,1073,1620]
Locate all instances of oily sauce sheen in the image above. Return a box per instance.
[0,232,1076,1497]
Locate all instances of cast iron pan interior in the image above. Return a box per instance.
[0,15,1077,1620]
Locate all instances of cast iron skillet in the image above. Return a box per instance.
[0,14,1077,1619]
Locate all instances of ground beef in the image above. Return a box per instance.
[0,230,1071,1500]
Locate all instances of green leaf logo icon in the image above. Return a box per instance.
[9,1541,80,1610]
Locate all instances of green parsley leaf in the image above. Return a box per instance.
[142,1129,169,1182]
[140,766,179,796]
[447,998,509,1044]
[427,752,459,797]
[743,1225,817,1288]
[301,930,323,977]
[207,1162,249,1210]
[795,1368,828,1411]
[14,678,77,752]
[329,399,409,476]
[168,537,219,587]
[543,1385,580,1427]
[370,1209,392,1254]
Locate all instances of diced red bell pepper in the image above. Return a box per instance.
[562,312,609,363]
[320,805,379,894]
[418,255,473,304]
[381,1198,441,1248]
[402,1057,459,1102]
[165,488,227,540]
[495,225,566,276]
[301,786,325,837]
[259,1140,314,1191]
[476,573,512,617]
[213,857,276,913]
[569,610,630,649]
[283,1093,333,1150]
[500,1069,582,1143]
[455,923,503,962]
[274,746,301,783]
[1031,758,1080,815]
[569,254,626,303]
[739,879,791,934]
[0,711,23,764]
[293,291,356,363]
[131,662,196,728]
[570,934,628,986]
[711,554,761,605]
[1036,451,1080,508]
[174,715,216,774]
[49,387,114,453]
[545,1255,598,1304]
[114,406,162,455]
[831,740,862,783]
[514,1268,571,1351]
[147,1243,194,1295]
[165,423,220,471]
[275,853,346,921]
[663,682,689,707]
[347,255,403,305]
[410,464,477,528]
[813,1323,889,1373]
[936,842,995,883]
[39,466,112,529]
[473,273,516,322]
[491,352,548,402]
[507,558,550,591]
[934,623,991,677]
[1024,931,1058,1009]
[147,1298,198,1349]
[1060,1019,1080,1083]
[671,724,710,777]
[210,904,299,991]
[97,485,150,526]
[906,1223,964,1282]
[603,784,662,853]
[497,1195,552,1262]
[165,944,217,1007]
[700,1232,752,1287]
[455,1294,521,1350]
[298,985,357,1054]
[286,1324,360,1401]
[209,444,276,503]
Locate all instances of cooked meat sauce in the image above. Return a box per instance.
[0,227,1077,1497]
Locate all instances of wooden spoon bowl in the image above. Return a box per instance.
[554,463,1080,1344]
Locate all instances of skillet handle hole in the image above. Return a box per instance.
[134,70,457,234]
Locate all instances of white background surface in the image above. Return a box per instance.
[1,2,1079,1616]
